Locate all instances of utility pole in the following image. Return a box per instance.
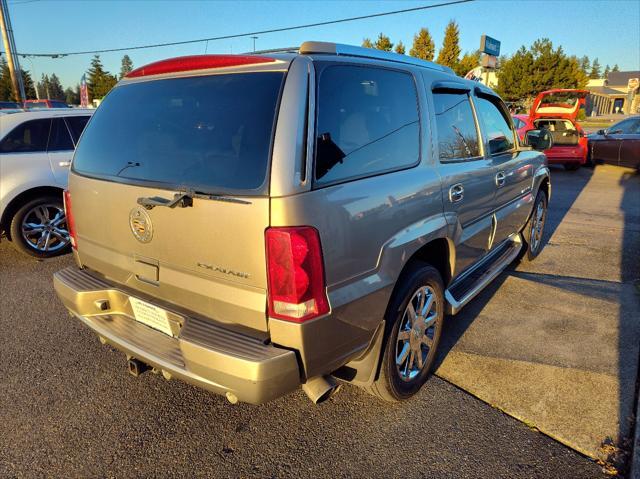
[0,0,26,103]
[251,36,258,52]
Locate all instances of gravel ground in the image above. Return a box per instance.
[0,240,606,478]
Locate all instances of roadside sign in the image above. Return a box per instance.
[480,35,500,57]
[80,74,89,108]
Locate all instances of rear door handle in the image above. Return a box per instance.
[449,183,464,203]
[495,171,506,187]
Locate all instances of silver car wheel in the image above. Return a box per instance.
[395,285,439,382]
[21,204,69,253]
[530,199,546,253]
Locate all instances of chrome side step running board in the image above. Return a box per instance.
[445,235,523,315]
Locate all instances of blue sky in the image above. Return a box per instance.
[6,0,640,89]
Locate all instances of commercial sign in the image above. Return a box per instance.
[480,35,501,57]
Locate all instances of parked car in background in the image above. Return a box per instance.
[0,109,93,258]
[24,99,70,109]
[529,89,588,170]
[0,101,21,109]
[512,114,534,142]
[588,116,640,170]
[54,43,552,406]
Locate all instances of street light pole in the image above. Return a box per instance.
[0,0,26,103]
[251,36,258,52]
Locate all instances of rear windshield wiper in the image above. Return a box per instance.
[137,192,194,210]
[137,189,251,210]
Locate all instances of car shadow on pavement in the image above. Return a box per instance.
[434,165,595,371]
[433,164,640,473]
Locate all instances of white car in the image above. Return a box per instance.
[0,108,93,258]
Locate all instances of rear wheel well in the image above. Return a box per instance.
[1,186,64,239]
[402,238,452,288]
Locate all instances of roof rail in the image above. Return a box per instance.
[246,47,299,55]
[299,41,454,75]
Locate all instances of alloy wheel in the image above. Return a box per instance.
[395,285,439,382]
[20,204,70,253]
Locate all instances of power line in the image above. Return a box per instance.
[17,0,474,58]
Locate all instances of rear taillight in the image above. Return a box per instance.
[63,190,77,250]
[265,227,329,322]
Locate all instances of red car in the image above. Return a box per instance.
[512,114,534,142]
[24,99,70,109]
[528,89,589,170]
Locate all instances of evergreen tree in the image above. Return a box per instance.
[589,58,601,79]
[409,27,435,61]
[579,55,590,75]
[495,46,534,102]
[436,20,461,69]
[394,41,406,55]
[48,73,65,100]
[496,39,587,102]
[87,54,117,101]
[374,33,393,52]
[455,51,480,77]
[603,64,611,78]
[362,38,373,49]
[37,74,50,99]
[120,55,133,79]
[0,58,36,101]
[64,85,80,105]
[612,64,620,72]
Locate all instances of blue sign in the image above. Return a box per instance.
[480,35,501,57]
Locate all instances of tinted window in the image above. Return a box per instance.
[475,96,515,155]
[612,119,640,134]
[65,116,90,144]
[314,65,420,186]
[50,101,69,108]
[0,118,51,153]
[73,73,284,194]
[433,91,480,161]
[513,118,523,129]
[48,118,74,151]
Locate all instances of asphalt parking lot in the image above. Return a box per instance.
[2,166,636,478]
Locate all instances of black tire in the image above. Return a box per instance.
[520,190,548,262]
[9,196,71,259]
[366,263,445,402]
[563,163,580,171]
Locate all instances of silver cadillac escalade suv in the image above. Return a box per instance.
[53,42,552,405]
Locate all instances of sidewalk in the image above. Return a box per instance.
[435,165,640,467]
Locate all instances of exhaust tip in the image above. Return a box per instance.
[302,375,339,404]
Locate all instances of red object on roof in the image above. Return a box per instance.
[126,55,276,78]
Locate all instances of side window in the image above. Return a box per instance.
[613,119,640,134]
[474,96,516,155]
[0,118,51,153]
[314,65,420,186]
[65,116,90,144]
[47,118,74,152]
[432,91,481,161]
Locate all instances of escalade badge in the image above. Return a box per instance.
[129,206,153,243]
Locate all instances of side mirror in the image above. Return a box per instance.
[597,129,606,135]
[524,129,553,151]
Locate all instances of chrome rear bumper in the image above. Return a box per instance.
[53,267,300,404]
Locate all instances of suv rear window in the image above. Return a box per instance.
[73,72,284,195]
[314,65,420,186]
